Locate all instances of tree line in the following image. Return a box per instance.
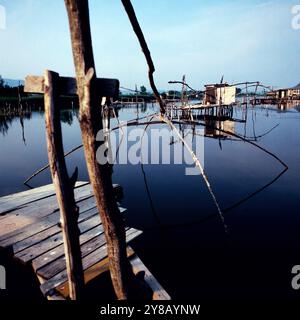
[0,75,25,97]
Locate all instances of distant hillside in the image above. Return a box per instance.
[3,79,24,87]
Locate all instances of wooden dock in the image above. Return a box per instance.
[166,103,235,120]
[0,182,170,300]
[113,97,147,107]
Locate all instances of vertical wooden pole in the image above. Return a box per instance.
[44,70,84,300]
[64,0,136,299]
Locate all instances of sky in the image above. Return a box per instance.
[0,0,299,91]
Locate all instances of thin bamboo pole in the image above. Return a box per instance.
[160,115,229,234]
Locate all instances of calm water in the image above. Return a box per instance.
[0,103,300,300]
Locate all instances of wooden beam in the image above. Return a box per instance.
[64,0,138,300]
[44,69,84,300]
[129,249,171,300]
[25,75,119,100]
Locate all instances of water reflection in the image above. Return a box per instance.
[277,100,300,111]
[138,104,289,233]
[60,109,77,126]
[1,100,298,138]
[0,109,32,136]
[204,119,235,139]
[0,108,80,137]
[0,103,160,139]
[0,100,299,299]
[166,104,240,140]
[0,114,13,136]
[0,101,295,210]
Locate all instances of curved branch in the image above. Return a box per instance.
[121,0,165,114]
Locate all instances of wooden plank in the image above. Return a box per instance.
[36,226,104,280]
[47,291,66,300]
[35,229,104,276]
[0,197,96,248]
[40,229,142,296]
[0,186,94,238]
[0,181,87,207]
[0,182,91,220]
[12,206,99,253]
[0,184,123,248]
[129,251,171,300]
[37,229,104,278]
[1,203,125,252]
[32,208,127,272]
[15,213,103,264]
[56,247,135,299]
[24,76,44,95]
[0,196,95,247]
[46,245,171,301]
[36,226,130,279]
[0,182,88,215]
[37,274,65,300]
[25,76,119,99]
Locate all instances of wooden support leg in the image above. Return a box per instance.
[64,0,137,300]
[44,70,84,300]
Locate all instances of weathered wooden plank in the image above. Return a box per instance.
[32,208,126,272]
[47,291,66,300]
[0,197,98,248]
[24,76,45,95]
[37,226,105,279]
[25,76,119,99]
[0,203,125,251]
[36,274,66,300]
[37,229,104,278]
[56,247,135,299]
[37,226,130,279]
[0,196,95,247]
[34,228,103,275]
[0,186,94,238]
[0,182,88,216]
[15,213,103,264]
[0,182,92,220]
[129,251,171,300]
[0,184,123,248]
[12,206,99,253]
[40,229,142,296]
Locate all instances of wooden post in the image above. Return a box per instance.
[64,0,136,299]
[44,70,84,300]
[181,75,186,107]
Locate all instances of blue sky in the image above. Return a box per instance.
[0,0,299,90]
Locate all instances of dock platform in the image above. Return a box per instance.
[0,182,170,300]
